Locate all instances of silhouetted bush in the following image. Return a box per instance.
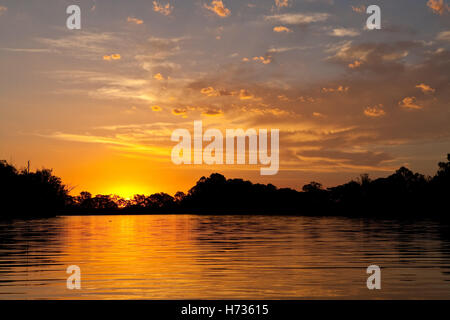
[0,160,70,217]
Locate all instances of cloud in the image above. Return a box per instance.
[273,26,292,33]
[265,13,329,25]
[202,109,224,117]
[127,17,144,25]
[427,0,449,15]
[153,73,164,80]
[0,6,7,15]
[322,86,349,93]
[348,60,363,69]
[364,105,386,117]
[239,89,254,100]
[153,1,173,16]
[399,97,423,110]
[329,28,360,37]
[103,54,121,61]
[201,87,220,96]
[1,48,55,53]
[253,56,272,64]
[416,83,436,94]
[200,86,234,97]
[327,41,419,73]
[313,112,325,118]
[38,32,120,59]
[351,5,366,13]
[172,108,188,117]
[267,45,311,53]
[151,105,162,111]
[47,131,170,158]
[436,30,450,41]
[274,0,290,8]
[297,149,394,168]
[50,70,154,102]
[204,0,231,18]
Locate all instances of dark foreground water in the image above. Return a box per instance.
[0,215,449,299]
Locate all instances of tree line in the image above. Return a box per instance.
[0,154,449,218]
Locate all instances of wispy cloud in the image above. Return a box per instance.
[416,83,436,94]
[127,17,144,25]
[265,13,329,25]
[329,28,360,37]
[273,26,292,33]
[436,30,450,41]
[1,47,55,53]
[37,32,120,59]
[46,132,171,158]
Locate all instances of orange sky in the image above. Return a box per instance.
[0,0,449,198]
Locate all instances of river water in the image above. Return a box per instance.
[0,215,449,299]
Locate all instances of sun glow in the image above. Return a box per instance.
[101,184,155,199]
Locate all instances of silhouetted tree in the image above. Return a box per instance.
[2,153,450,218]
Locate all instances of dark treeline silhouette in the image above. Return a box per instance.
[1,154,449,218]
[0,160,69,217]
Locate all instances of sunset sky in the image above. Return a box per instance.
[0,0,449,198]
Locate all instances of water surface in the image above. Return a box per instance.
[0,215,449,299]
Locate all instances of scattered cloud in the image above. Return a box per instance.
[201,87,220,97]
[203,0,231,18]
[274,0,290,8]
[153,73,165,80]
[103,54,121,61]
[348,60,363,69]
[416,83,436,93]
[273,26,292,33]
[127,17,144,25]
[172,108,188,117]
[1,48,54,53]
[399,97,423,110]
[327,41,419,73]
[200,86,234,97]
[436,30,450,41]
[151,105,162,111]
[202,109,223,117]
[253,56,272,64]
[153,1,173,16]
[265,13,329,25]
[322,86,349,93]
[297,149,394,168]
[351,5,366,13]
[0,6,7,15]
[239,89,254,100]
[427,0,449,15]
[329,28,360,37]
[364,104,386,117]
[38,32,119,59]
